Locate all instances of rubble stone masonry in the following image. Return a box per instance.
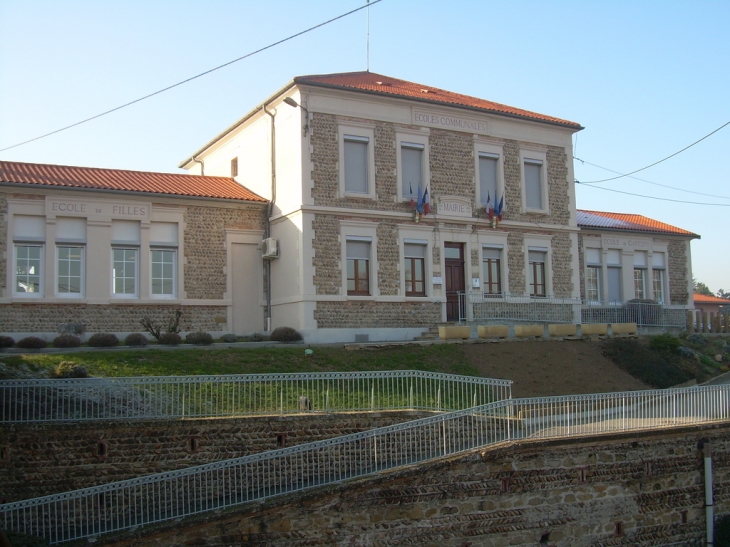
[98,423,730,547]
[314,300,441,329]
[376,220,399,296]
[551,232,574,298]
[507,231,526,294]
[668,239,689,305]
[311,214,341,295]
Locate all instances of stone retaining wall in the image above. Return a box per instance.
[314,300,442,329]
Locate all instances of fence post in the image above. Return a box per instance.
[687,310,695,333]
[703,312,709,334]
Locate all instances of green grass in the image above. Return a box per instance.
[0,345,479,379]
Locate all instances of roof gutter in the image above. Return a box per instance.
[577,225,700,239]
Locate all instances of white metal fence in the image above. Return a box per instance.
[0,371,513,423]
[459,291,687,328]
[3,384,728,544]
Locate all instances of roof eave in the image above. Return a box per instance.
[578,225,700,239]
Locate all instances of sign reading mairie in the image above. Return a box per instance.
[413,110,488,134]
[46,198,151,220]
[437,196,472,218]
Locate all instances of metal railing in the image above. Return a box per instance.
[0,371,513,423]
[459,291,688,328]
[3,384,728,544]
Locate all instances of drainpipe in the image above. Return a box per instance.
[699,439,714,546]
[263,104,277,333]
[191,155,204,176]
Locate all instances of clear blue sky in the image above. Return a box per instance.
[1,0,728,293]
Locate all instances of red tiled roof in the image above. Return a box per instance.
[0,161,266,202]
[294,71,582,129]
[694,293,730,304]
[577,210,699,237]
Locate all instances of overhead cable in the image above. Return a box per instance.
[576,180,730,206]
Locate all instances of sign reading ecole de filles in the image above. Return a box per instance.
[46,198,151,220]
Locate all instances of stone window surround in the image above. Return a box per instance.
[519,147,550,216]
[340,220,379,299]
[473,139,504,210]
[523,234,553,297]
[395,129,430,202]
[338,122,376,200]
[397,225,434,301]
[4,198,187,304]
[476,231,509,296]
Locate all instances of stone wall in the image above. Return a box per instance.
[429,129,473,202]
[577,234,586,300]
[376,220,399,296]
[507,231,525,294]
[100,423,730,547]
[0,412,429,503]
[551,232,574,298]
[668,239,689,305]
[314,300,442,329]
[184,205,267,300]
[0,304,226,334]
[311,214,341,295]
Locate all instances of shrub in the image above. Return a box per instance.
[158,332,181,345]
[54,361,89,378]
[0,335,15,348]
[52,334,82,348]
[649,333,682,354]
[140,309,182,341]
[716,514,730,547]
[601,338,690,388]
[220,333,238,343]
[124,333,148,347]
[248,332,265,342]
[185,331,213,345]
[5,530,50,547]
[87,333,120,348]
[270,326,303,342]
[16,336,47,350]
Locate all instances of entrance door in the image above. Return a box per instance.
[231,243,263,334]
[444,242,465,321]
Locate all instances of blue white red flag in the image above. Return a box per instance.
[486,192,494,219]
[496,194,504,220]
[416,184,423,214]
[409,183,415,209]
[423,188,430,215]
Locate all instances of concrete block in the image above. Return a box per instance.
[548,324,577,337]
[611,323,638,335]
[478,325,509,339]
[514,325,544,338]
[438,326,471,340]
[580,323,608,336]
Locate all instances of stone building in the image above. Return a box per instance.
[0,72,699,342]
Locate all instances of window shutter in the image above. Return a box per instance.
[633,251,647,267]
[404,243,426,258]
[606,249,621,265]
[524,161,542,209]
[401,143,423,197]
[346,240,370,259]
[652,252,665,268]
[607,267,622,302]
[151,222,178,245]
[478,155,498,206]
[14,215,45,240]
[528,250,546,263]
[344,137,369,194]
[482,247,501,260]
[112,220,140,243]
[56,217,86,241]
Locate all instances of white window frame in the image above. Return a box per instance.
[150,248,177,299]
[584,246,602,304]
[396,131,430,202]
[14,243,44,297]
[474,141,504,209]
[476,232,509,297]
[524,235,552,298]
[56,245,85,297]
[112,247,139,298]
[338,124,376,199]
[397,225,433,300]
[340,220,379,298]
[519,148,549,215]
[650,250,667,304]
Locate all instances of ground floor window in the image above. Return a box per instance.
[528,250,546,297]
[404,243,426,296]
[151,249,176,297]
[346,240,370,296]
[15,244,43,295]
[113,248,138,296]
[482,247,502,295]
[57,246,84,295]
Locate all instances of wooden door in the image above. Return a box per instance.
[444,242,465,321]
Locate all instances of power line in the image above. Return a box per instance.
[576,181,730,206]
[0,1,382,154]
[575,156,730,200]
[577,119,730,184]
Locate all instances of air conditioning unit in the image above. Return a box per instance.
[261,238,279,259]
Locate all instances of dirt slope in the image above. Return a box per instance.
[460,339,651,398]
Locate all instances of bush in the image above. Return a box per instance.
[220,333,238,343]
[52,334,82,348]
[716,514,730,547]
[601,338,691,388]
[124,333,148,347]
[87,333,120,348]
[186,331,213,345]
[54,361,89,378]
[4,530,50,547]
[649,333,682,354]
[270,326,303,342]
[248,332,265,342]
[0,335,15,348]
[158,332,181,345]
[16,336,47,350]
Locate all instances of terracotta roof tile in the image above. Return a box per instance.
[294,71,582,129]
[577,209,699,237]
[694,293,730,304]
[0,161,266,202]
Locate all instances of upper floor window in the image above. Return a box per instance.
[520,149,548,214]
[339,125,375,199]
[396,132,429,201]
[482,246,502,295]
[528,249,547,297]
[404,242,426,297]
[478,153,499,208]
[346,238,371,296]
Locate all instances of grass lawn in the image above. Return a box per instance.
[1,344,479,378]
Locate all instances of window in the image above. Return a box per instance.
[585,248,602,303]
[633,251,647,299]
[15,245,43,295]
[606,249,622,303]
[401,142,424,199]
[652,252,666,303]
[478,153,499,207]
[231,157,238,178]
[151,249,175,297]
[404,243,426,296]
[346,239,370,296]
[57,247,84,295]
[524,159,543,210]
[344,135,369,194]
[482,247,502,295]
[528,249,547,297]
[112,248,138,296]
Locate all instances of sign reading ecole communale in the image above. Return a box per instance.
[413,110,488,134]
[46,198,151,220]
